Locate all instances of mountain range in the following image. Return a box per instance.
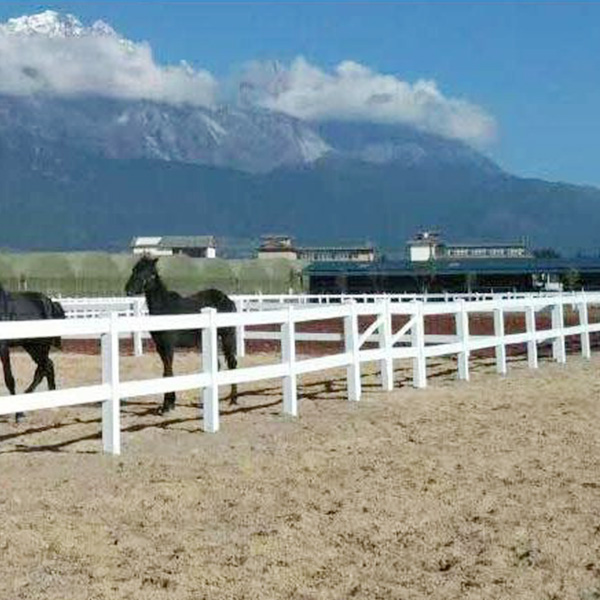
[0,11,599,255]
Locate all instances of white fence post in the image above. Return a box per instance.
[133,298,143,357]
[412,301,427,388]
[235,298,246,358]
[202,307,220,433]
[344,300,361,401]
[551,300,566,363]
[455,299,470,381]
[493,307,507,375]
[281,306,298,416]
[101,312,121,455]
[579,293,591,359]
[379,298,394,391]
[525,304,538,369]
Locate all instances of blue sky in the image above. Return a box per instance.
[1,1,599,187]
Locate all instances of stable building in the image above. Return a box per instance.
[257,234,375,262]
[131,236,216,258]
[298,245,375,263]
[305,257,600,294]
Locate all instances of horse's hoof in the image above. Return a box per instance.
[158,404,174,415]
[15,412,25,424]
[229,398,238,406]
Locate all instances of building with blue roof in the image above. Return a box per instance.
[305,231,600,293]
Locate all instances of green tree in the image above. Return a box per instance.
[561,268,581,291]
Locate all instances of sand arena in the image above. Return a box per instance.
[0,347,599,599]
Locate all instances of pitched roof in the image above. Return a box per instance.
[131,236,215,249]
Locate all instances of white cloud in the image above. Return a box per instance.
[0,11,497,145]
[0,10,216,107]
[239,57,496,145]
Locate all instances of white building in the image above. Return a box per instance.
[406,231,440,262]
[131,236,216,258]
[407,231,532,263]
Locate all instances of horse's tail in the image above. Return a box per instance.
[195,289,237,354]
[206,289,237,314]
[225,293,237,357]
[49,300,66,348]
[0,288,10,318]
[50,300,66,320]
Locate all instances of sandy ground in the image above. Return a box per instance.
[1,348,600,599]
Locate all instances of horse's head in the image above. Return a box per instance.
[125,255,159,296]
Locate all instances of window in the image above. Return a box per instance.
[450,248,468,257]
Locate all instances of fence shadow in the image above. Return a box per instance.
[0,350,554,455]
[0,394,286,454]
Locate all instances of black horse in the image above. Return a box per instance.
[0,285,65,421]
[125,256,238,414]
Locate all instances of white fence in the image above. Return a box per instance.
[57,292,569,359]
[1,293,599,455]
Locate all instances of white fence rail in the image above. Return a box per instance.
[232,291,563,307]
[57,291,567,318]
[1,292,599,455]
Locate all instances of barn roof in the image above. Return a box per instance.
[159,236,215,248]
[299,246,374,252]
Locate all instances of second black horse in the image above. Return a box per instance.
[0,284,65,421]
[125,256,238,413]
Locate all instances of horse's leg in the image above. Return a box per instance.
[0,343,15,395]
[46,350,57,390]
[156,340,176,413]
[23,344,49,394]
[0,343,22,422]
[34,345,55,390]
[220,329,238,405]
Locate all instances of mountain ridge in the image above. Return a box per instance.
[1,132,599,256]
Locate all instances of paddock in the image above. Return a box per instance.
[1,293,600,598]
[1,351,600,598]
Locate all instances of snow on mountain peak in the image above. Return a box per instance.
[0,10,215,107]
[0,10,116,38]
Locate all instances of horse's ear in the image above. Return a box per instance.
[152,257,159,265]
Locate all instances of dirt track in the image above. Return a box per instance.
[1,350,600,599]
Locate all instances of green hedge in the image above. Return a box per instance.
[0,252,307,296]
